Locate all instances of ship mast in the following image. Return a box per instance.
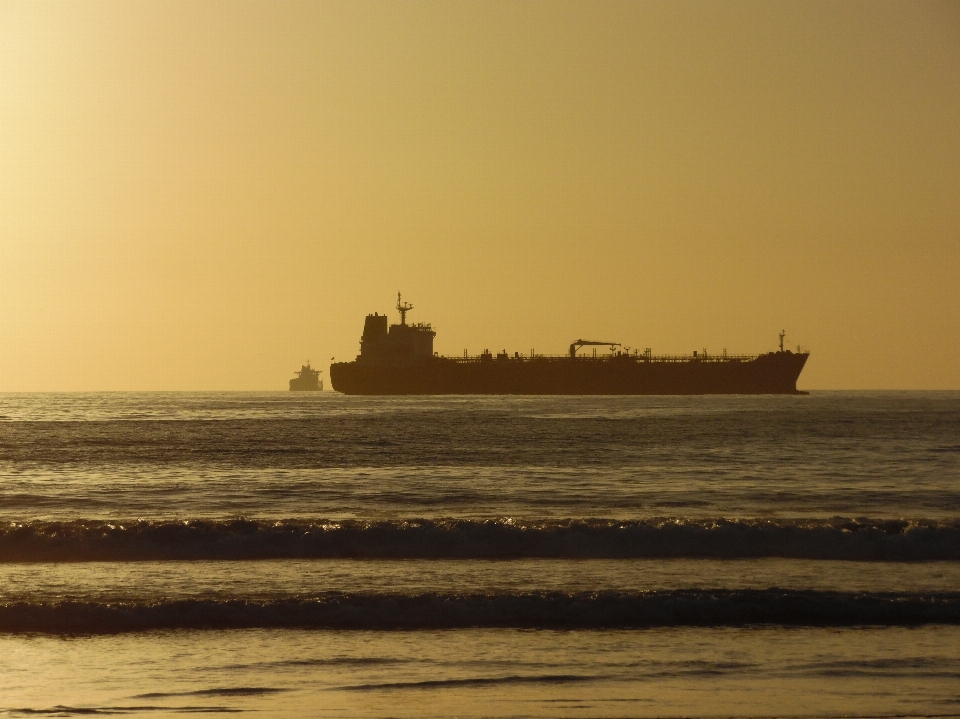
[779,330,786,352]
[397,292,414,326]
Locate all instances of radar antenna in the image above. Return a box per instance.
[397,292,414,326]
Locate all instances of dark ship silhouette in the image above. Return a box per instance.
[289,362,323,391]
[330,294,808,395]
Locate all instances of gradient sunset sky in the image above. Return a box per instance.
[1,0,958,390]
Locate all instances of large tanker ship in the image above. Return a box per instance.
[330,294,808,395]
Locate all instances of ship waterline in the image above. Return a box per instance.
[330,295,808,395]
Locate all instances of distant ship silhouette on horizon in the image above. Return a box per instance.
[289,362,323,391]
[329,294,808,395]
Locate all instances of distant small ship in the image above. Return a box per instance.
[289,362,323,391]
[330,293,809,395]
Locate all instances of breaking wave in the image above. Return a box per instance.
[2,590,959,634]
[2,518,959,562]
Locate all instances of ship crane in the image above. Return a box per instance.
[569,339,620,358]
[397,292,414,326]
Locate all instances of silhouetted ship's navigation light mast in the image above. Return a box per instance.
[289,362,323,391]
[329,295,809,395]
[396,292,413,325]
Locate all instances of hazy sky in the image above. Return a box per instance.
[1,0,958,390]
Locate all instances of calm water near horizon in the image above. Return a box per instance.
[1,391,959,717]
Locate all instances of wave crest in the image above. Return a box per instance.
[2,517,959,562]
[2,590,960,633]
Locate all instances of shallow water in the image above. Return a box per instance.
[5,628,960,717]
[1,391,958,716]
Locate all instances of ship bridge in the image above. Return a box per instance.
[358,293,436,363]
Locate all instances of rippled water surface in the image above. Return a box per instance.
[1,391,958,717]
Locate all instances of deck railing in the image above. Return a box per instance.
[439,352,765,364]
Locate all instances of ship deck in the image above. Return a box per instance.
[438,352,768,364]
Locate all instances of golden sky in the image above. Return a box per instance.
[1,0,958,390]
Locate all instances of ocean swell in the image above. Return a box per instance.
[2,590,959,634]
[2,518,959,562]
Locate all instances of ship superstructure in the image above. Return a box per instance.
[330,295,808,395]
[358,293,437,364]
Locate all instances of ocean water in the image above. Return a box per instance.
[1,391,959,717]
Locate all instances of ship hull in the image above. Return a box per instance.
[289,378,322,391]
[330,352,808,395]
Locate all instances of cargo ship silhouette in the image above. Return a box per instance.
[289,362,323,391]
[330,294,808,395]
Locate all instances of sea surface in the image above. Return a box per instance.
[1,391,959,717]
